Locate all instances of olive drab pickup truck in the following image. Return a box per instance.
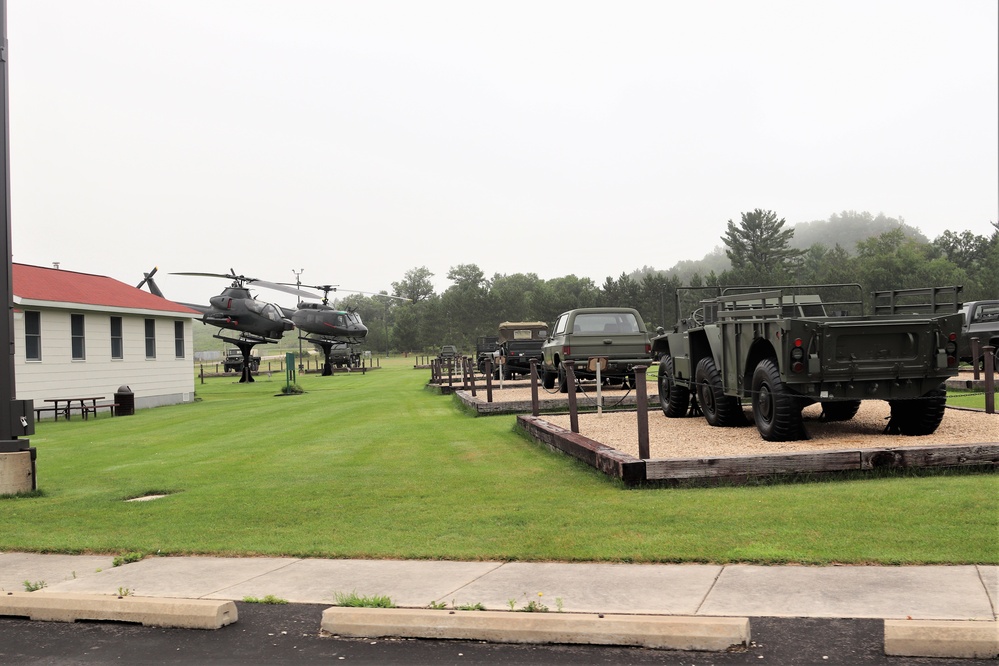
[652,284,963,441]
[541,308,653,393]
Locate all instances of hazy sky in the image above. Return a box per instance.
[7,1,998,308]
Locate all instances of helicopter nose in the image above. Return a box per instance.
[282,320,294,331]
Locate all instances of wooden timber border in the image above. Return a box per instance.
[516,414,999,487]
[453,389,660,415]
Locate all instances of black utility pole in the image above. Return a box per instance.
[0,0,36,485]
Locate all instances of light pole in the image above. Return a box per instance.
[292,268,304,373]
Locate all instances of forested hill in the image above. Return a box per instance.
[629,211,928,283]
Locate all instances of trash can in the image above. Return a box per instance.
[114,385,134,416]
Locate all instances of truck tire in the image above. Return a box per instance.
[820,400,861,422]
[886,384,947,435]
[658,356,689,418]
[542,368,556,389]
[694,357,744,427]
[751,358,806,441]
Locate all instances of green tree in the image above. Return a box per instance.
[722,209,804,284]
[392,266,435,303]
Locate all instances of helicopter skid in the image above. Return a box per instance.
[214,331,278,346]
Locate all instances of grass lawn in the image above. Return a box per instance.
[2,357,996,565]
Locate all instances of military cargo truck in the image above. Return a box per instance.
[872,286,999,370]
[496,321,548,379]
[541,308,653,393]
[475,336,500,375]
[652,284,962,441]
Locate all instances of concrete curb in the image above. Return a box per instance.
[884,619,999,659]
[321,607,750,651]
[0,592,237,630]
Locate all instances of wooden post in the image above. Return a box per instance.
[635,365,650,459]
[530,359,539,417]
[484,358,493,403]
[984,345,995,415]
[564,361,579,433]
[468,357,477,397]
[447,360,453,389]
[200,365,204,384]
[971,337,980,380]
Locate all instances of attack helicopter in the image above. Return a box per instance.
[171,270,316,383]
[279,282,406,376]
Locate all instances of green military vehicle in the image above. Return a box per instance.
[871,286,999,371]
[653,284,962,441]
[496,321,548,379]
[541,307,653,392]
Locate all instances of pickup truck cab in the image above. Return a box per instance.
[959,300,999,368]
[541,307,653,392]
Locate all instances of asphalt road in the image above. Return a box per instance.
[0,602,993,665]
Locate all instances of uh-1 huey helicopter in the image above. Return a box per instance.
[169,269,317,383]
[278,282,406,376]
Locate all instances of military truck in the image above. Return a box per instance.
[475,336,500,375]
[223,347,260,373]
[653,284,962,441]
[872,286,999,370]
[541,307,653,393]
[495,321,548,379]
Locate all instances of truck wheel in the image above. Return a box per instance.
[542,369,556,389]
[886,384,947,435]
[694,357,744,427]
[751,358,806,441]
[658,357,689,418]
[820,400,861,422]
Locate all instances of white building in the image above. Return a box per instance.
[13,263,200,410]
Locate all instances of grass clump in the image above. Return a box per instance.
[112,552,144,567]
[334,590,394,608]
[23,580,46,592]
[242,594,288,604]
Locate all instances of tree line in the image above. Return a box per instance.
[338,211,998,354]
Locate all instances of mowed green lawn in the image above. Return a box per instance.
[2,358,996,564]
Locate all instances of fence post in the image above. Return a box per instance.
[971,337,980,380]
[564,361,579,433]
[447,359,454,389]
[984,345,995,415]
[485,358,493,403]
[530,359,539,417]
[468,357,477,397]
[634,365,650,459]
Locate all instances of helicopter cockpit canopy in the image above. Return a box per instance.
[245,300,287,323]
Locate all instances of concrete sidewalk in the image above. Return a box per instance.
[1,552,995,621]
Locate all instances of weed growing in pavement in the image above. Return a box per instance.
[454,602,486,611]
[509,592,549,612]
[334,590,394,608]
[23,580,46,592]
[242,595,288,604]
[427,600,447,610]
[116,587,132,597]
[112,552,143,567]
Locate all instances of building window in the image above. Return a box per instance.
[110,316,123,360]
[25,311,41,361]
[145,319,156,359]
[71,313,86,360]
[174,320,185,358]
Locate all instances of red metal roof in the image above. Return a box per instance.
[13,263,199,315]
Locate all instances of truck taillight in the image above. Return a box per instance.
[790,345,805,373]
[945,332,958,366]
[562,345,571,356]
[645,343,651,353]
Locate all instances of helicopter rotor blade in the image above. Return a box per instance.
[250,279,318,298]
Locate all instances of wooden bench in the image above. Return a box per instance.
[89,403,120,418]
[33,406,60,422]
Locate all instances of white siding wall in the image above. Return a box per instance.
[14,307,195,409]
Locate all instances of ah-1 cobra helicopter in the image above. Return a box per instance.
[279,282,406,376]
[169,269,316,383]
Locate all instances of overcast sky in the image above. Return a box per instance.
[7,1,998,308]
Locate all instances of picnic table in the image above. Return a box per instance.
[39,396,111,421]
